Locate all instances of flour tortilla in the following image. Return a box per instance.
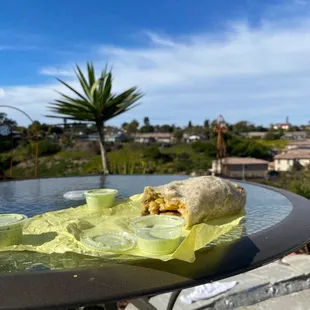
[141,176,246,226]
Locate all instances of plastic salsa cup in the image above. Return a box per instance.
[84,189,118,210]
[81,231,136,252]
[130,215,185,255]
[0,214,28,248]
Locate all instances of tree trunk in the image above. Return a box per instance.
[97,122,109,175]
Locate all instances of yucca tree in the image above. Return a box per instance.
[47,62,143,174]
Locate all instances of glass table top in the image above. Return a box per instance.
[241,182,292,235]
[0,176,293,273]
[207,182,293,247]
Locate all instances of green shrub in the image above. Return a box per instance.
[28,140,61,157]
[264,132,282,140]
[191,141,205,153]
[158,153,173,164]
[176,152,190,161]
[0,140,12,153]
[227,137,270,160]
[191,141,216,157]
[0,154,11,176]
[289,181,310,199]
[142,146,161,160]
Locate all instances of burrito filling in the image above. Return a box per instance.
[141,188,188,218]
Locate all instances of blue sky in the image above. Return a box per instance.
[0,0,310,127]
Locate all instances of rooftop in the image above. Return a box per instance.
[216,157,269,165]
[275,150,310,159]
[283,131,307,136]
[288,140,310,145]
[274,122,291,126]
[240,132,268,137]
[135,132,173,138]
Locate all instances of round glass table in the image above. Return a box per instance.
[0,180,309,310]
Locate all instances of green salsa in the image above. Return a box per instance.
[84,189,118,210]
[136,224,181,255]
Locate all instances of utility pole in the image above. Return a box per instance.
[214,114,227,176]
[242,164,245,181]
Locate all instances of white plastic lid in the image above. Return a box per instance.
[63,190,86,201]
[81,232,136,252]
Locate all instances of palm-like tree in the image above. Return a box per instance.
[47,62,143,174]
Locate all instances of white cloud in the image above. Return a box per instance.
[144,31,177,47]
[39,67,74,77]
[2,3,310,127]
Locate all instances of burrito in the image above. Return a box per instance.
[141,176,246,226]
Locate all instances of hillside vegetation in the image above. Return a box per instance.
[1,136,275,178]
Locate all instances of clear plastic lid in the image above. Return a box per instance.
[130,215,185,231]
[63,190,86,201]
[80,232,136,252]
[0,214,28,230]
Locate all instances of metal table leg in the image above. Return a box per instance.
[166,290,182,310]
[103,289,182,310]
[104,303,119,310]
[130,298,157,309]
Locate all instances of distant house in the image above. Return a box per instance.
[64,123,88,136]
[268,161,275,171]
[273,122,291,130]
[105,133,129,143]
[104,128,123,136]
[186,135,202,143]
[239,132,268,139]
[282,131,307,140]
[286,140,310,150]
[134,133,173,144]
[211,157,269,178]
[182,133,204,143]
[274,150,310,172]
[84,133,128,143]
[11,130,22,141]
[86,133,100,141]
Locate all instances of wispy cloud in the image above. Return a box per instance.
[144,31,177,47]
[0,29,45,52]
[94,16,310,125]
[2,1,310,126]
[39,67,74,77]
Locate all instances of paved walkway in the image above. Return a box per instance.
[237,289,310,310]
[126,255,310,309]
